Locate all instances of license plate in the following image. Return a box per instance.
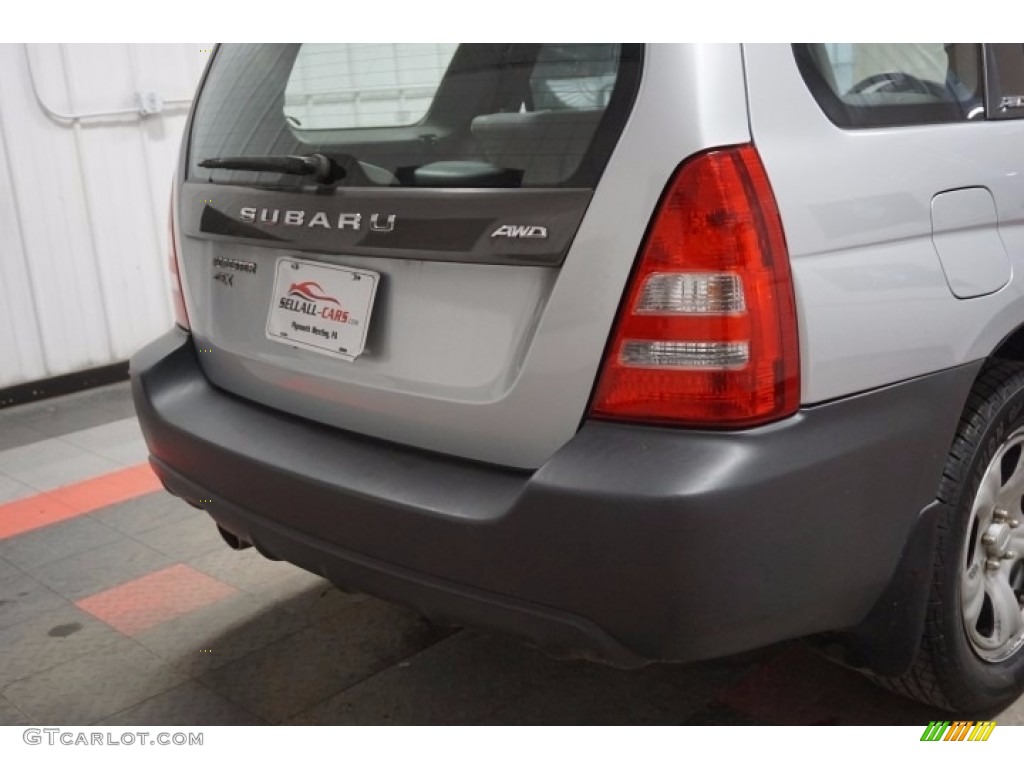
[266,258,379,361]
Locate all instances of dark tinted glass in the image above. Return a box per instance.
[984,44,1024,119]
[794,43,984,128]
[189,43,643,189]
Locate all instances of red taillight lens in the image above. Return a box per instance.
[590,145,799,427]
[168,196,190,330]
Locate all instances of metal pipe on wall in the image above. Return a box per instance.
[0,44,202,391]
[23,43,192,123]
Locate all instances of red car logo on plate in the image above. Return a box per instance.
[287,281,341,305]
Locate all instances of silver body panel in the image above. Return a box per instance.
[744,44,1024,403]
[177,43,1024,469]
[178,44,750,469]
[930,187,1011,299]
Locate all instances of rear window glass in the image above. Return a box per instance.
[189,43,643,189]
[794,43,984,127]
[283,44,459,130]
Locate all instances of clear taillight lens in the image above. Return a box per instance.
[619,340,750,370]
[635,273,746,315]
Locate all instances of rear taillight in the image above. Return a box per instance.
[590,145,799,427]
[168,195,190,330]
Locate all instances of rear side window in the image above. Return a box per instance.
[189,43,643,189]
[794,43,984,127]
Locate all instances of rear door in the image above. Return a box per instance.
[175,44,751,468]
[745,44,1024,404]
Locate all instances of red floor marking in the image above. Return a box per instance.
[0,464,162,540]
[48,464,161,511]
[76,564,237,635]
[0,495,83,540]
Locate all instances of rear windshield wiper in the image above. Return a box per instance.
[198,153,344,184]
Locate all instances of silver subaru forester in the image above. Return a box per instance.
[132,43,1024,715]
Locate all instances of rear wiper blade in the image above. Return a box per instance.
[198,153,343,184]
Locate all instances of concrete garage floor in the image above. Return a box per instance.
[0,382,1021,726]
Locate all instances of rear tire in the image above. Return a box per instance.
[879,361,1024,713]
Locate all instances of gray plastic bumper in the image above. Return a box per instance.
[131,327,979,665]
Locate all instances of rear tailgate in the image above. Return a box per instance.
[174,44,751,468]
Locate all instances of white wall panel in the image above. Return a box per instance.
[0,43,207,389]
